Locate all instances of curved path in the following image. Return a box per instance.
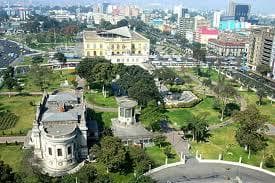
[149,160,275,183]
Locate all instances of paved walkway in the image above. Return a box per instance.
[86,103,117,113]
[164,131,189,156]
[0,91,43,96]
[0,136,25,143]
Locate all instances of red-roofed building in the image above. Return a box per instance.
[194,26,219,45]
[208,32,249,57]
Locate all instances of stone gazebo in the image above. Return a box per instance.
[111,97,153,147]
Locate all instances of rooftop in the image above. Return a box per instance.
[44,124,76,137]
[117,97,138,108]
[83,26,148,41]
[112,119,152,139]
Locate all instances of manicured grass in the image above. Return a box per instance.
[86,92,118,108]
[240,91,275,124]
[93,112,117,128]
[0,95,40,135]
[166,97,221,128]
[145,146,180,167]
[0,144,23,171]
[14,69,76,92]
[191,125,275,172]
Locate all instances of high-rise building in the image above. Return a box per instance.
[234,4,250,21]
[247,27,275,77]
[213,11,221,28]
[178,14,194,40]
[227,0,236,16]
[102,2,110,14]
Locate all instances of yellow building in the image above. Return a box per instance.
[83,26,150,65]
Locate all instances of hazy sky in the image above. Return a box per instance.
[15,0,275,15]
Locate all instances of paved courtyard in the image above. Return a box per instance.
[149,160,275,183]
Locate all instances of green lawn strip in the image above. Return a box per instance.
[191,125,275,172]
[0,95,40,136]
[166,97,221,128]
[0,144,23,172]
[85,93,118,108]
[240,91,275,124]
[93,112,117,128]
[145,146,180,167]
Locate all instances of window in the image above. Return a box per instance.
[125,109,132,118]
[48,148,52,155]
[68,146,72,155]
[57,149,62,156]
[94,51,97,56]
[100,44,103,49]
[120,108,124,117]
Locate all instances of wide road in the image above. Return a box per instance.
[150,160,275,183]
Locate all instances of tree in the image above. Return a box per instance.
[54,52,67,64]
[235,105,268,158]
[140,101,167,131]
[128,146,151,175]
[153,135,167,148]
[257,64,271,77]
[153,67,178,84]
[256,88,267,106]
[91,136,127,172]
[29,65,53,91]
[77,164,97,183]
[264,155,275,168]
[117,19,129,27]
[182,114,210,143]
[32,55,44,64]
[213,78,238,121]
[0,160,17,183]
[3,67,17,97]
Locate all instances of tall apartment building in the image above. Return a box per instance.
[213,11,221,28]
[178,14,194,41]
[83,26,150,65]
[247,27,275,78]
[227,0,250,21]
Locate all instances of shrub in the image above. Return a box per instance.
[265,155,275,168]
[0,112,19,130]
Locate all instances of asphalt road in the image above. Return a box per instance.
[150,160,275,183]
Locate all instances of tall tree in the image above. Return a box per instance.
[54,52,67,64]
[0,160,17,183]
[256,88,267,106]
[32,55,44,64]
[140,101,167,131]
[91,136,127,172]
[257,64,271,77]
[213,78,238,121]
[128,146,151,175]
[29,65,53,91]
[235,105,268,159]
[3,67,17,97]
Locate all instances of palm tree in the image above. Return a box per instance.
[183,115,210,143]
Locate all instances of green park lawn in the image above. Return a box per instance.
[85,92,118,108]
[93,112,117,128]
[240,91,275,124]
[0,144,24,171]
[145,146,180,167]
[191,125,275,172]
[167,97,221,128]
[0,95,40,136]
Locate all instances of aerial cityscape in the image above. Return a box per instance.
[0,0,275,182]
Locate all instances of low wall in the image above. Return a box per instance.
[145,158,275,178]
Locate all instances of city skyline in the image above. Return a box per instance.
[2,0,275,15]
